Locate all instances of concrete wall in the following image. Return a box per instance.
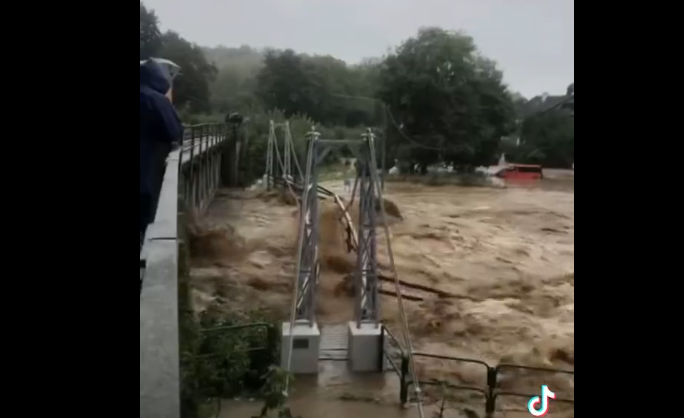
[140,128,227,418]
[140,152,181,418]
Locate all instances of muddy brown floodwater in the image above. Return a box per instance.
[191,171,575,418]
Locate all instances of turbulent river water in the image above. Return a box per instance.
[196,170,575,418]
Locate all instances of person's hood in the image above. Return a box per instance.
[140,60,170,95]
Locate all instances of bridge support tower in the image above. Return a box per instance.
[281,128,384,375]
[347,130,383,373]
[281,128,322,375]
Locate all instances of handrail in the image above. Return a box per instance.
[381,325,405,377]
[381,329,574,415]
[400,352,574,415]
[182,123,226,140]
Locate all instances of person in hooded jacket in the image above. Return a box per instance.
[140,60,183,246]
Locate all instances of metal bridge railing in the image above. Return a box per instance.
[380,326,410,400]
[179,124,228,214]
[379,332,575,416]
[199,323,278,353]
[399,352,574,417]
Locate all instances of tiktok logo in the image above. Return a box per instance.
[528,385,556,416]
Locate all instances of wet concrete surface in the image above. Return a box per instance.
[220,358,413,417]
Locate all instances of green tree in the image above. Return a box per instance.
[204,46,264,114]
[211,66,261,114]
[160,31,218,114]
[378,27,516,172]
[203,45,264,71]
[512,111,574,167]
[254,49,379,127]
[503,81,575,167]
[140,2,161,60]
[256,49,321,120]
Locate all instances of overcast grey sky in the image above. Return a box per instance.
[144,0,574,98]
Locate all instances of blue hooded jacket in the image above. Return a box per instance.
[140,60,183,195]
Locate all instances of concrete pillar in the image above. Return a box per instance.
[221,118,244,187]
[280,321,321,375]
[220,140,233,187]
[348,321,383,373]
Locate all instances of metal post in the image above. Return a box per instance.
[400,355,410,405]
[285,122,299,183]
[200,125,207,208]
[189,127,196,210]
[378,325,386,371]
[224,113,244,188]
[356,129,380,326]
[382,105,388,191]
[231,124,238,188]
[244,120,252,188]
[485,367,498,418]
[266,121,275,190]
[284,122,292,181]
[275,126,282,190]
[294,127,322,326]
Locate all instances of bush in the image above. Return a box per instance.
[178,212,284,418]
[180,296,281,417]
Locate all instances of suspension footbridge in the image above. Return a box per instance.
[140,121,574,418]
